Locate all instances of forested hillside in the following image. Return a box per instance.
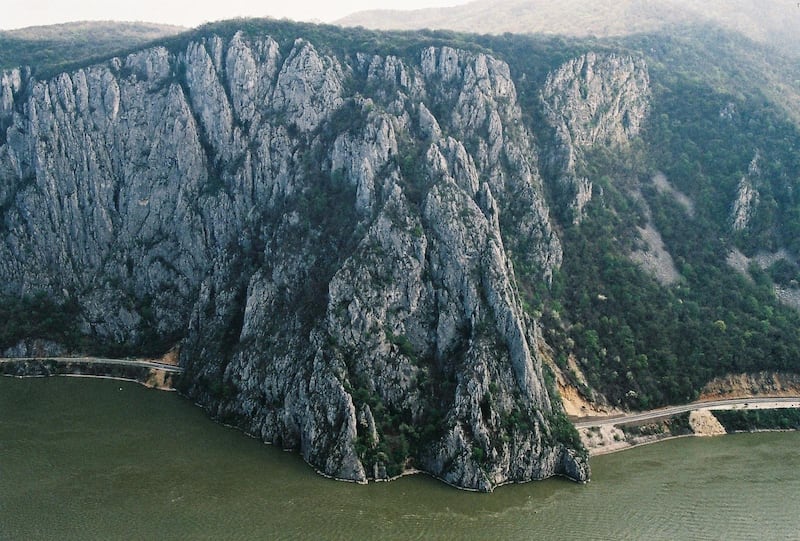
[478,27,800,410]
[2,17,800,487]
[339,0,800,58]
[0,21,184,76]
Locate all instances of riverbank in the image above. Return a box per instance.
[0,356,180,390]
[578,400,800,456]
[5,376,800,540]
[9,356,800,470]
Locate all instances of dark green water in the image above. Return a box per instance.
[3,377,800,540]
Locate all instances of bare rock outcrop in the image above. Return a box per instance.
[731,152,761,232]
[541,53,650,223]
[0,34,587,490]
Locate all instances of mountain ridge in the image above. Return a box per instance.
[338,0,800,57]
[3,17,800,491]
[0,22,591,491]
[0,20,185,76]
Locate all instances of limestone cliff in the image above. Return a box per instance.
[0,32,586,490]
[731,152,761,232]
[541,53,650,223]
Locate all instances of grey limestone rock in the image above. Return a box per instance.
[541,53,650,223]
[3,339,66,358]
[731,152,761,232]
[0,34,587,491]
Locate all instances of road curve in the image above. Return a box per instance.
[6,360,796,425]
[0,356,184,373]
[573,396,800,429]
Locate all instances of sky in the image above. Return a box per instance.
[1,0,473,30]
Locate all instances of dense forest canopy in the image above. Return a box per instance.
[0,21,184,74]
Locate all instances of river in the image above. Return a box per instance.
[2,377,799,540]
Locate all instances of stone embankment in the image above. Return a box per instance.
[0,357,182,390]
[575,396,800,455]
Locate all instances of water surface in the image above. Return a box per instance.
[2,377,799,539]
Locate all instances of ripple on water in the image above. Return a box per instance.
[3,378,800,540]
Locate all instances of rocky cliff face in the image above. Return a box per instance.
[731,152,761,232]
[541,53,650,222]
[0,31,590,490]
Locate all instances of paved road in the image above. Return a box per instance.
[574,396,800,429]
[0,356,183,374]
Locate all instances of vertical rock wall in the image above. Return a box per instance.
[0,33,589,490]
